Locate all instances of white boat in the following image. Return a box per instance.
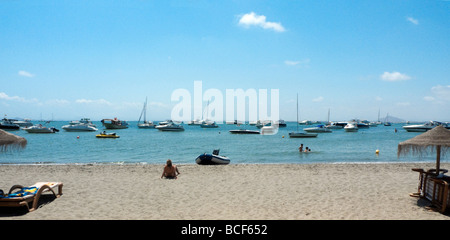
[62,123,98,132]
[255,120,271,129]
[275,119,287,127]
[261,123,277,135]
[11,119,33,127]
[229,129,260,134]
[402,121,448,132]
[195,149,230,165]
[69,118,96,127]
[155,122,184,131]
[23,124,59,133]
[199,101,218,128]
[137,97,156,129]
[158,120,173,125]
[344,123,358,132]
[298,120,313,125]
[289,94,318,138]
[188,118,205,125]
[200,121,219,128]
[325,122,343,129]
[304,125,332,133]
[101,118,128,129]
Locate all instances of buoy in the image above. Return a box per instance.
[282,135,285,138]
[77,136,80,139]
[376,149,379,154]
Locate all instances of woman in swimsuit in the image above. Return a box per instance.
[161,159,180,179]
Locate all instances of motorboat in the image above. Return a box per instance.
[288,132,318,138]
[0,118,20,130]
[325,122,343,129]
[402,121,448,132]
[158,120,173,125]
[62,123,98,132]
[298,120,313,125]
[69,118,96,127]
[200,121,219,128]
[304,125,332,133]
[101,118,128,129]
[369,122,378,127]
[344,123,358,132]
[11,119,33,127]
[195,149,230,165]
[229,129,260,134]
[188,118,205,125]
[275,119,287,127]
[261,124,277,135]
[23,124,59,133]
[96,131,120,138]
[155,122,184,131]
[255,120,271,129]
[137,97,156,129]
[335,122,349,128]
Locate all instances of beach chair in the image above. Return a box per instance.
[0,182,63,212]
[411,168,450,213]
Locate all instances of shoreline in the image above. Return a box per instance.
[1,163,449,220]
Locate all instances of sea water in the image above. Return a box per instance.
[1,122,447,165]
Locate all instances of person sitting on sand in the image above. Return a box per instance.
[161,159,180,179]
[299,144,304,152]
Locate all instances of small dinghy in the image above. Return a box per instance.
[96,131,120,138]
[195,149,230,165]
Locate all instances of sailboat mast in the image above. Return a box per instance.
[296,93,299,132]
[144,97,147,123]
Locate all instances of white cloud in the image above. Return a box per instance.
[0,92,25,102]
[423,96,435,101]
[396,102,411,106]
[380,71,411,81]
[375,96,383,101]
[284,59,310,67]
[238,12,285,32]
[407,17,419,25]
[18,70,35,78]
[75,98,112,105]
[312,96,324,102]
[431,85,450,101]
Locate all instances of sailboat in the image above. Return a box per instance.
[137,97,156,129]
[289,94,318,138]
[200,100,218,128]
[384,113,392,126]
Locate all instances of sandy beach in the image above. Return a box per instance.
[0,163,449,220]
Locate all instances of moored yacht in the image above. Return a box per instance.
[304,125,332,133]
[344,123,358,132]
[62,123,98,132]
[23,124,59,133]
[0,118,20,130]
[155,122,184,131]
[101,118,128,129]
[402,121,448,132]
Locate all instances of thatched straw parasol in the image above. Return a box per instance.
[0,129,27,152]
[398,125,450,174]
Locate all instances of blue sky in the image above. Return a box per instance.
[1,0,449,122]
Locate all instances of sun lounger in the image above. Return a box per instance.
[411,168,450,213]
[0,182,63,212]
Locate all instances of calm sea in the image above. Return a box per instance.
[1,121,446,165]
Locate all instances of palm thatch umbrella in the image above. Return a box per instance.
[398,125,450,174]
[0,129,27,152]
